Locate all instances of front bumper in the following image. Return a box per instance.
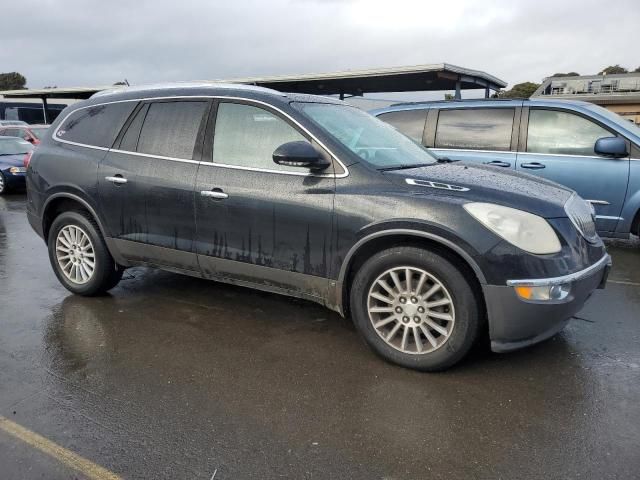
[484,254,611,352]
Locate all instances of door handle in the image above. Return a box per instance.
[520,162,546,170]
[201,188,228,200]
[105,175,128,184]
[485,160,511,168]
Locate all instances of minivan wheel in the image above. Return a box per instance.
[0,171,7,195]
[350,246,481,371]
[48,211,123,296]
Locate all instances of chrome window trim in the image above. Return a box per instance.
[517,151,624,160]
[506,254,611,287]
[431,147,634,160]
[108,148,201,164]
[429,147,514,154]
[51,95,349,179]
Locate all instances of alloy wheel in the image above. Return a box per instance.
[367,266,455,354]
[55,225,96,285]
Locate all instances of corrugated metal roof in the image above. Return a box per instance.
[0,63,507,99]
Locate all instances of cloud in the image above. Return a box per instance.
[0,0,638,91]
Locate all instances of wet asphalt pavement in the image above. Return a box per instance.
[1,193,639,480]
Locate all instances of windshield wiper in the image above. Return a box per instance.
[436,157,460,163]
[377,163,437,172]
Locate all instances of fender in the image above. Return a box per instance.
[327,227,488,316]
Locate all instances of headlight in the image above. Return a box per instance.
[9,166,26,174]
[464,203,561,254]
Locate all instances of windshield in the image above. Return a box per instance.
[0,138,33,155]
[30,127,49,139]
[295,103,436,169]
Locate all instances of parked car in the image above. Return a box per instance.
[0,137,32,194]
[372,99,640,240]
[0,120,28,127]
[0,124,49,145]
[26,84,610,371]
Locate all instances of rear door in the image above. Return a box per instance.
[99,99,210,270]
[427,105,520,169]
[516,107,630,233]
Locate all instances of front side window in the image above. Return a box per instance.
[137,101,208,159]
[212,102,307,171]
[527,109,614,156]
[435,108,514,151]
[295,103,436,170]
[56,102,137,148]
[377,109,428,143]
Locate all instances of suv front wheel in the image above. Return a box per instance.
[350,246,482,371]
[48,211,123,296]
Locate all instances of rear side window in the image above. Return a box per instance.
[527,109,613,156]
[56,102,137,148]
[377,109,428,143]
[137,101,208,159]
[435,108,514,151]
[212,102,307,171]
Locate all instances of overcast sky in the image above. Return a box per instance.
[1,0,639,95]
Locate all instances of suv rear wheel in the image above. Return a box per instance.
[48,211,123,296]
[350,246,481,371]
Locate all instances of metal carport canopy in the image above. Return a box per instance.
[0,63,506,101]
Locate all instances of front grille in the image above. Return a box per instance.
[565,194,598,243]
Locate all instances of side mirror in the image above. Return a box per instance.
[594,137,628,158]
[273,141,330,170]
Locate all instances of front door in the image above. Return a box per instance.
[194,100,336,301]
[516,108,630,233]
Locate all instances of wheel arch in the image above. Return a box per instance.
[42,192,108,245]
[336,229,487,317]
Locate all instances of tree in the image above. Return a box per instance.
[599,65,628,75]
[634,67,640,73]
[496,81,540,99]
[0,72,26,90]
[550,72,580,77]
[444,93,455,100]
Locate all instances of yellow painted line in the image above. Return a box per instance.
[0,415,121,480]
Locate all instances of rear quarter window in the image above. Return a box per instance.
[376,109,428,143]
[55,102,137,148]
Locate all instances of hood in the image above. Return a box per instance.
[0,154,27,168]
[384,162,573,218]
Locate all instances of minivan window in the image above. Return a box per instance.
[527,109,614,156]
[435,108,514,151]
[56,102,137,148]
[376,109,428,143]
[212,102,307,171]
[296,103,436,169]
[137,101,208,159]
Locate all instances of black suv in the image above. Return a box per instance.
[26,83,610,371]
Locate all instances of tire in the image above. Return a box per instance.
[0,171,7,195]
[48,211,124,296]
[350,246,481,371]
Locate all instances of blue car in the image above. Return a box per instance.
[0,137,32,194]
[372,99,640,239]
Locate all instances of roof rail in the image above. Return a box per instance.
[390,97,525,107]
